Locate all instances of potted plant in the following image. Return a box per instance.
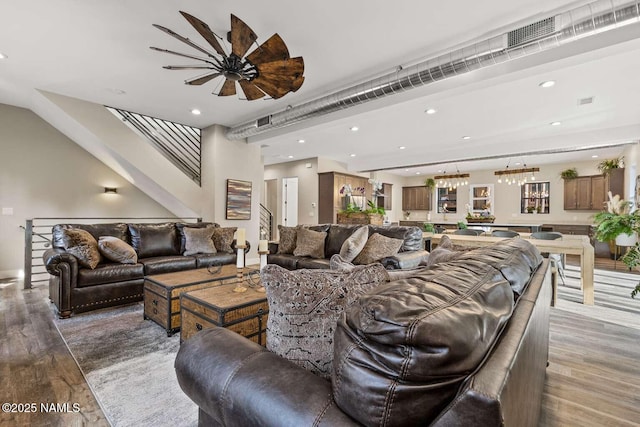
[337,200,385,226]
[457,221,467,230]
[560,168,578,180]
[424,178,436,189]
[597,157,623,176]
[423,223,435,233]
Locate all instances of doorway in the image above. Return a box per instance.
[282,177,298,227]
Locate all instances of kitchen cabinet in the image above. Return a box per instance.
[318,172,373,223]
[564,169,624,210]
[376,183,392,210]
[402,186,432,211]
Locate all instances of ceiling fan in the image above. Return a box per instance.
[150,11,304,100]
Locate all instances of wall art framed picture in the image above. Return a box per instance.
[226,179,252,220]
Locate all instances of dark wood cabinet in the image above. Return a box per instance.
[318,172,373,223]
[376,183,392,210]
[402,186,432,211]
[564,169,624,211]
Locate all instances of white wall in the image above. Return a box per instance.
[201,125,263,262]
[0,104,175,278]
[264,158,319,237]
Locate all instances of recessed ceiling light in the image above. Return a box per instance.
[405,169,409,172]
[425,108,437,115]
[415,172,421,175]
[350,126,359,132]
[106,88,126,95]
[297,139,305,144]
[539,80,555,88]
[350,153,356,157]
[398,146,406,150]
[191,109,201,115]
[550,121,562,126]
[462,136,471,140]
[0,52,7,59]
[287,155,294,159]
[592,154,599,158]
[438,170,442,173]
[515,162,521,166]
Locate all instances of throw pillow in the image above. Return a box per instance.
[338,226,369,262]
[277,225,297,254]
[261,263,389,379]
[293,227,327,259]
[62,228,102,269]
[353,233,403,265]
[212,227,237,253]
[98,236,137,264]
[329,254,356,272]
[176,222,215,253]
[183,227,217,256]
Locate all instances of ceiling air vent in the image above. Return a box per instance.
[257,115,272,128]
[508,17,555,47]
[578,96,594,105]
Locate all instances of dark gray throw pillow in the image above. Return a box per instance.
[183,227,217,256]
[98,236,137,264]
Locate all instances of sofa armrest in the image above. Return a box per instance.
[268,241,279,254]
[381,250,429,270]
[175,328,358,427]
[43,248,79,276]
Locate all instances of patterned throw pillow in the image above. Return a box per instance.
[339,226,369,262]
[293,227,327,259]
[261,263,389,378]
[183,227,217,256]
[62,228,102,269]
[277,225,298,254]
[98,236,138,264]
[353,233,403,265]
[212,227,237,253]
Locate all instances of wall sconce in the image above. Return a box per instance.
[104,187,118,194]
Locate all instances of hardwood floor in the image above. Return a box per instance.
[1,265,638,426]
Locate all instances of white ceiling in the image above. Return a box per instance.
[1,0,639,176]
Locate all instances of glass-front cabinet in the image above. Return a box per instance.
[437,187,457,213]
[521,182,550,214]
[469,184,493,214]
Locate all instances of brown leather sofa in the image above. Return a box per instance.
[175,239,551,426]
[43,222,241,318]
[267,224,428,270]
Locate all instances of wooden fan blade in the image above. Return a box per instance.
[251,75,291,99]
[152,24,219,60]
[163,65,216,70]
[245,33,289,65]
[218,79,237,96]
[230,14,257,58]
[186,72,222,85]
[255,57,304,79]
[290,75,304,92]
[238,80,266,101]
[180,11,226,56]
[150,47,216,66]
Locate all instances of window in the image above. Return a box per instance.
[521,182,550,214]
[437,187,457,213]
[470,184,494,214]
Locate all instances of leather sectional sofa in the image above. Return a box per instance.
[43,222,241,318]
[267,224,428,270]
[176,238,551,426]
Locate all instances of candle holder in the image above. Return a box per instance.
[233,243,247,293]
[259,250,269,270]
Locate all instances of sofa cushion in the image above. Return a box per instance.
[332,258,515,426]
[277,225,298,254]
[62,228,102,269]
[128,223,180,258]
[324,224,358,258]
[296,258,331,269]
[193,252,236,268]
[77,262,144,288]
[293,228,327,259]
[261,263,389,379]
[425,235,466,267]
[353,233,403,265]
[212,227,237,253]
[339,226,369,262]
[183,227,217,256]
[52,223,130,249]
[139,255,197,275]
[266,254,300,270]
[98,236,138,264]
[369,225,423,252]
[176,222,216,254]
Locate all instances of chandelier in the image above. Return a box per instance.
[434,170,470,189]
[494,164,539,186]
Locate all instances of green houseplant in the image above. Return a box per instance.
[424,178,436,189]
[560,168,578,179]
[597,156,623,175]
[423,223,435,233]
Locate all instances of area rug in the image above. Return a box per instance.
[53,303,198,427]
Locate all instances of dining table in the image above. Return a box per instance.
[423,232,595,305]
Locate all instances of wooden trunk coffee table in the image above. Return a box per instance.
[144,264,239,336]
[180,272,268,345]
